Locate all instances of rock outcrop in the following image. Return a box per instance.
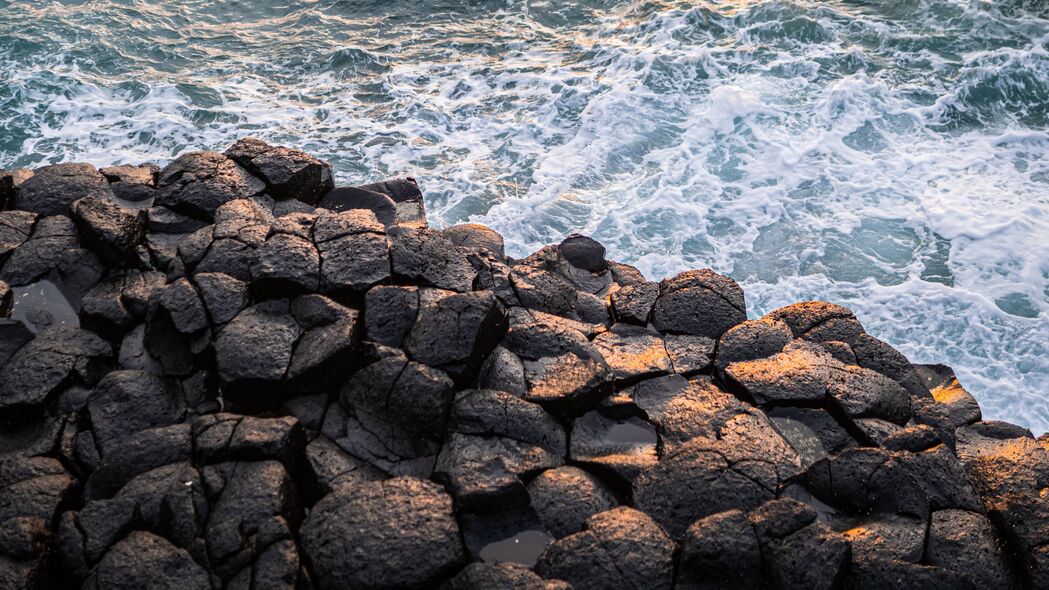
[0,138,1035,589]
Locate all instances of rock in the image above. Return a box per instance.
[193,414,305,466]
[748,498,849,590]
[0,169,34,210]
[84,531,209,590]
[193,272,248,327]
[592,323,672,383]
[364,285,419,347]
[915,364,982,428]
[0,211,37,266]
[634,413,801,539]
[0,319,33,369]
[927,509,1013,589]
[303,436,385,498]
[442,562,570,590]
[300,476,464,590]
[847,558,976,590]
[630,375,746,452]
[86,370,186,454]
[443,224,505,257]
[558,233,606,272]
[0,326,112,421]
[609,281,658,325]
[319,186,397,225]
[214,300,301,401]
[714,317,792,372]
[767,301,860,339]
[536,507,674,590]
[405,290,506,384]
[678,509,763,590]
[155,151,265,220]
[225,137,334,204]
[724,340,835,404]
[286,295,361,387]
[509,267,577,317]
[838,514,926,563]
[503,319,613,416]
[252,232,321,294]
[71,197,147,266]
[651,269,746,339]
[436,389,566,501]
[14,163,114,217]
[527,466,617,538]
[84,423,192,500]
[202,460,303,581]
[389,226,474,292]
[315,210,390,294]
[801,447,929,519]
[100,164,158,203]
[570,410,658,485]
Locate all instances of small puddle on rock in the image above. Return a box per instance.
[10,279,79,333]
[478,529,551,567]
[605,419,659,445]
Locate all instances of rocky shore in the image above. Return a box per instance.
[0,138,1046,589]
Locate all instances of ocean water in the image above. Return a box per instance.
[1,0,1047,431]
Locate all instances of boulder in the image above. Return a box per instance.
[319,186,397,225]
[443,224,505,257]
[389,226,475,292]
[651,269,746,339]
[225,137,334,204]
[14,163,114,217]
[678,509,763,590]
[526,466,617,538]
[536,507,674,590]
[155,151,265,219]
[557,233,606,272]
[300,477,464,590]
[84,531,209,590]
[71,197,147,266]
[405,290,506,383]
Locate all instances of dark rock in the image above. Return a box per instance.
[315,210,390,294]
[303,436,385,498]
[767,301,859,338]
[509,266,577,317]
[0,319,33,369]
[536,507,674,590]
[0,211,36,266]
[847,558,976,590]
[70,197,147,266]
[389,226,475,292]
[155,151,265,220]
[436,389,566,501]
[193,414,305,466]
[678,509,763,590]
[527,466,617,538]
[558,233,606,272]
[287,294,361,387]
[100,164,158,203]
[838,514,925,564]
[86,370,186,454]
[193,271,248,327]
[214,300,301,396]
[571,410,658,484]
[442,562,570,590]
[110,461,205,546]
[14,163,114,217]
[84,531,209,590]
[300,476,464,590]
[651,269,746,338]
[443,223,505,257]
[226,137,334,204]
[318,186,397,225]
[767,405,856,467]
[927,509,1014,589]
[0,326,112,420]
[503,319,613,416]
[476,345,527,397]
[634,412,801,539]
[406,290,506,384]
[364,285,418,347]
[801,447,929,519]
[252,232,321,294]
[748,498,849,590]
[0,169,34,211]
[84,423,192,500]
[631,375,746,452]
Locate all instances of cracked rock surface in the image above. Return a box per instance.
[0,138,1039,589]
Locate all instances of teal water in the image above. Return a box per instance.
[1,0,1047,430]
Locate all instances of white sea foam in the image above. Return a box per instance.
[1,0,1046,430]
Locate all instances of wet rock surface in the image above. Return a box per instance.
[0,138,1040,589]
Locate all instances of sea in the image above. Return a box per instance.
[1,0,1047,431]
